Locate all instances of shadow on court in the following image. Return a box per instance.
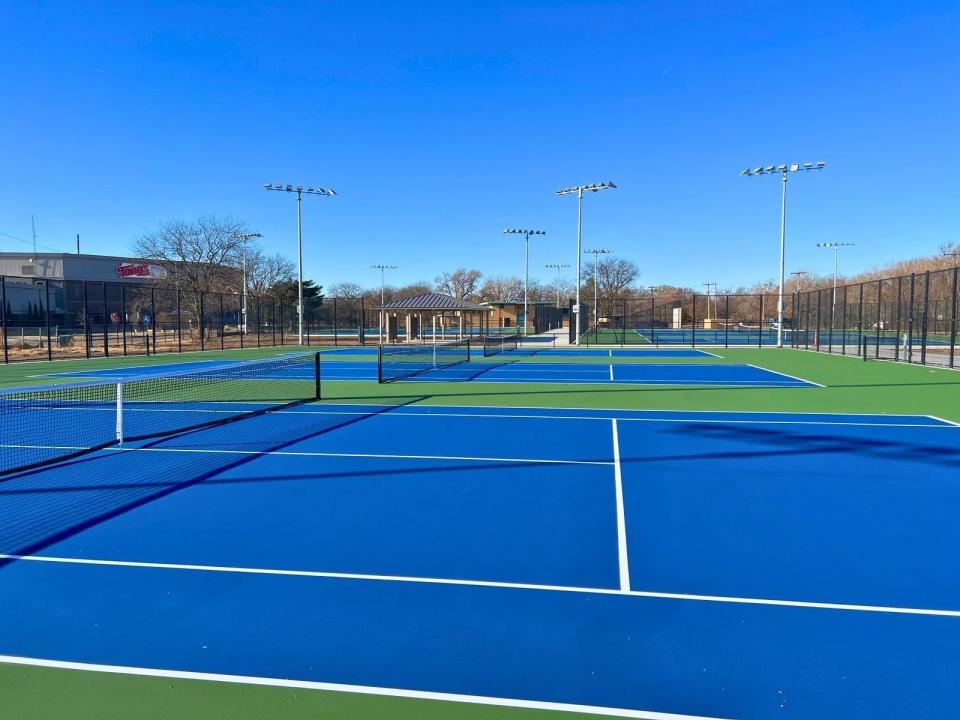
[0,395,432,566]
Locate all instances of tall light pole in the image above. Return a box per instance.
[545,263,570,308]
[235,232,262,334]
[555,182,617,345]
[817,242,855,329]
[264,183,337,345]
[370,264,398,344]
[503,228,546,335]
[741,161,825,348]
[584,248,613,333]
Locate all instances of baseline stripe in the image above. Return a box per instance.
[3,554,958,617]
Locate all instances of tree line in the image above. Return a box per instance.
[132,215,958,310]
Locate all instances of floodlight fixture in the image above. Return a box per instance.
[741,160,827,346]
[554,181,618,344]
[263,181,338,345]
[503,228,547,335]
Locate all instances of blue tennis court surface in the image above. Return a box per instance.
[1,403,959,718]
[43,359,814,387]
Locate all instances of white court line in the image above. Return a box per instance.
[0,655,728,720]
[315,400,950,420]
[611,419,630,591]
[2,554,959,618]
[744,363,826,388]
[609,364,614,382]
[105,446,613,466]
[278,409,954,428]
[927,415,960,427]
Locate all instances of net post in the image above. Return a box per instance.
[377,345,383,383]
[314,351,321,400]
[115,382,124,445]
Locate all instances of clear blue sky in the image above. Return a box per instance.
[1,1,957,292]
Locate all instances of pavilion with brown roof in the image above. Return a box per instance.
[376,292,489,343]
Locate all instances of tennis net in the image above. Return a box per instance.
[378,339,471,383]
[0,352,320,477]
[482,334,519,357]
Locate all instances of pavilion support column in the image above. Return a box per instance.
[417,312,422,342]
[458,312,464,340]
[405,313,413,343]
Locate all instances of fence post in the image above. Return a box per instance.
[758,294,764,349]
[359,297,365,345]
[906,274,916,363]
[82,281,91,359]
[920,270,930,365]
[691,293,697,347]
[120,283,128,357]
[333,298,339,347]
[151,288,157,355]
[949,266,958,369]
[839,285,847,355]
[44,279,53,361]
[874,280,882,359]
[102,283,109,357]
[814,290,822,351]
[856,283,864,356]
[199,292,206,352]
[0,275,7,364]
[176,290,183,353]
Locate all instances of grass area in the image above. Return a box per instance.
[0,662,597,720]
[2,344,959,718]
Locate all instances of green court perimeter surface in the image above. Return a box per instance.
[2,345,959,719]
[0,662,596,720]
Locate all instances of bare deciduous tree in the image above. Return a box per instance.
[435,268,482,300]
[479,276,522,302]
[245,248,295,295]
[134,216,249,294]
[582,258,640,300]
[328,282,364,298]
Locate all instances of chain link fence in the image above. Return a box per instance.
[0,275,370,363]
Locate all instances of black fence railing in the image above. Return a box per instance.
[792,267,959,369]
[573,294,784,348]
[0,275,373,363]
